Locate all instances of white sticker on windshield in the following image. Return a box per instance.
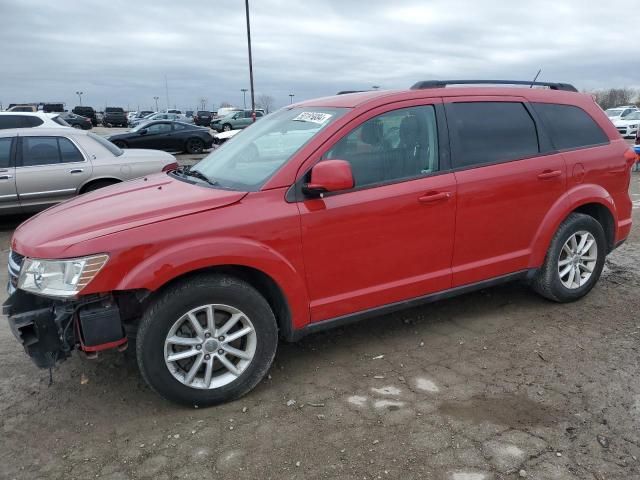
[292,112,333,124]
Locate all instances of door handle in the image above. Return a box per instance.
[69,169,84,174]
[418,191,451,204]
[537,170,562,180]
[0,175,13,180]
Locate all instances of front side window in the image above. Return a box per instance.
[323,105,439,188]
[190,107,346,191]
[0,138,13,168]
[447,102,539,168]
[146,123,172,134]
[533,103,609,151]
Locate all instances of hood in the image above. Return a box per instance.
[13,173,247,257]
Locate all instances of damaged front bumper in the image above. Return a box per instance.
[3,289,127,369]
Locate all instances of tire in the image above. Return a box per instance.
[136,274,278,406]
[532,213,606,302]
[112,140,127,149]
[185,137,204,154]
[82,179,119,193]
[222,123,232,132]
[72,124,82,129]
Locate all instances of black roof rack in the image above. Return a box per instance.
[410,80,578,92]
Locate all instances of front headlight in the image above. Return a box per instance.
[630,124,638,129]
[18,254,109,298]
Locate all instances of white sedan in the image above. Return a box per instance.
[0,112,71,129]
[614,111,640,138]
[0,127,177,215]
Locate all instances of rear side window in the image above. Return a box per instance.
[532,103,609,150]
[0,115,44,129]
[447,102,539,168]
[21,137,84,166]
[0,138,13,168]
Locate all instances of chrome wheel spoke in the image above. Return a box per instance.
[217,312,243,337]
[559,264,573,278]
[224,325,253,343]
[184,353,204,384]
[567,266,576,287]
[187,313,205,339]
[558,258,572,267]
[203,357,214,388]
[167,336,201,347]
[167,348,199,362]
[205,305,215,333]
[580,239,595,255]
[217,354,241,376]
[222,344,251,360]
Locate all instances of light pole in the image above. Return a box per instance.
[244,0,256,121]
[289,93,295,104]
[153,96,159,112]
[76,91,83,105]
[241,88,248,110]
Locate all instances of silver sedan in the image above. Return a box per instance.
[0,128,177,215]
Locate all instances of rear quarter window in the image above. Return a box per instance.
[0,115,44,129]
[532,103,609,151]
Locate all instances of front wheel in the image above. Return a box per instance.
[136,275,278,406]
[222,123,232,132]
[532,213,606,302]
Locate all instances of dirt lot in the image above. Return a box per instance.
[0,173,639,480]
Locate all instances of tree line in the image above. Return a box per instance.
[586,88,640,110]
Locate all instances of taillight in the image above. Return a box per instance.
[162,162,179,172]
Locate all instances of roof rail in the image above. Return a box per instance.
[410,80,578,92]
[336,90,368,95]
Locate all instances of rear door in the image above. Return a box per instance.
[15,135,91,210]
[0,136,20,214]
[445,97,567,286]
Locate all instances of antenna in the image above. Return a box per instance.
[530,69,542,88]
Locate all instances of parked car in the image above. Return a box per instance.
[59,112,93,130]
[613,111,640,138]
[102,107,128,127]
[42,103,65,113]
[129,112,181,128]
[7,105,38,112]
[0,128,177,215]
[72,106,98,126]
[127,111,138,122]
[167,109,182,114]
[605,106,639,122]
[214,107,241,119]
[108,120,214,153]
[185,110,194,118]
[210,109,264,132]
[0,112,71,129]
[4,80,635,406]
[193,110,213,126]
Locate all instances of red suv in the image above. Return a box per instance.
[4,80,635,406]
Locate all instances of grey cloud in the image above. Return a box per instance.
[0,0,638,111]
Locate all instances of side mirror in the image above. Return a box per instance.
[304,160,354,196]
[138,128,148,135]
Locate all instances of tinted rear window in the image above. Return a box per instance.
[0,115,44,129]
[0,138,12,168]
[197,111,211,115]
[447,102,540,168]
[105,107,124,113]
[532,103,609,151]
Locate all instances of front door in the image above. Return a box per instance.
[0,137,20,214]
[16,135,91,211]
[298,102,457,321]
[444,98,567,286]
[135,122,173,150]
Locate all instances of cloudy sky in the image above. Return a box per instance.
[1,0,638,112]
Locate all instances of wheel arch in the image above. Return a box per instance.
[529,185,617,267]
[79,177,123,194]
[145,265,296,341]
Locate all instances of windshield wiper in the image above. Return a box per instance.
[175,165,217,186]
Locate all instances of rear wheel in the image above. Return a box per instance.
[532,213,606,302]
[185,137,204,154]
[136,275,278,406]
[82,179,119,193]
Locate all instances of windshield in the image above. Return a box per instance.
[606,109,623,117]
[190,107,346,191]
[89,132,123,156]
[623,112,640,120]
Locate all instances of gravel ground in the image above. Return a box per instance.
[0,170,639,479]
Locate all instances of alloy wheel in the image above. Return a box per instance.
[557,230,598,289]
[164,304,257,390]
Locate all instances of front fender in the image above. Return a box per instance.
[529,184,616,267]
[113,236,311,329]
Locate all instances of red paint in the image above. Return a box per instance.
[11,86,633,334]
